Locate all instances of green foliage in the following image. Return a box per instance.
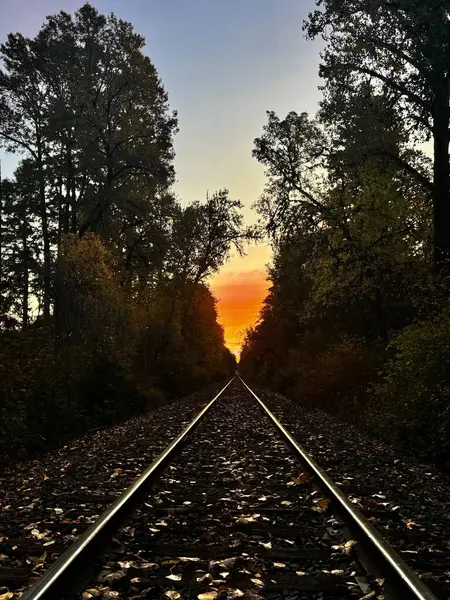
[0,233,236,459]
[240,43,445,465]
[374,309,450,464]
[304,0,450,273]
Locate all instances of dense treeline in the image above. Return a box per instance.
[240,0,450,466]
[0,4,239,457]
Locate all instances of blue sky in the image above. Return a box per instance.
[0,0,323,222]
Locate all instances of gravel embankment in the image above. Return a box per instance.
[258,386,450,597]
[0,382,228,597]
[1,378,449,599]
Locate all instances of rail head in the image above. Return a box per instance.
[21,377,235,600]
[238,375,439,600]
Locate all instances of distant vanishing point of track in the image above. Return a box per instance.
[6,377,446,600]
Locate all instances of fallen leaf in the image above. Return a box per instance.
[344,539,357,555]
[293,472,310,484]
[166,574,182,581]
[313,498,331,513]
[0,593,14,600]
[198,593,217,600]
[165,592,181,600]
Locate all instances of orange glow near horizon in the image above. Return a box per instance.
[210,245,272,356]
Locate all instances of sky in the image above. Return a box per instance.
[0,0,323,354]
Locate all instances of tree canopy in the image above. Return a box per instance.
[240,0,450,465]
[0,4,240,457]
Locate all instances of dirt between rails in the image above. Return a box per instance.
[0,378,448,599]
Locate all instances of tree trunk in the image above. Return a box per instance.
[68,143,77,233]
[432,82,450,277]
[0,163,3,303]
[38,143,51,323]
[21,202,29,330]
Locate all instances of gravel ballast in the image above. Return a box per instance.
[0,378,449,599]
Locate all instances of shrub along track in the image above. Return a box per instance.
[0,378,447,599]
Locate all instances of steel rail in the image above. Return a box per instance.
[238,375,438,600]
[21,377,235,600]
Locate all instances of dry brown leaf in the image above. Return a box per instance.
[293,472,310,484]
[0,593,14,600]
[165,592,181,600]
[198,593,217,600]
[313,498,330,513]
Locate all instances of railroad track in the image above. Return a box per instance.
[1,377,444,599]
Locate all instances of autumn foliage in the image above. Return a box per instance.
[0,5,239,458]
[240,1,450,466]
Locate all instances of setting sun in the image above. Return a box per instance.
[210,245,271,355]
